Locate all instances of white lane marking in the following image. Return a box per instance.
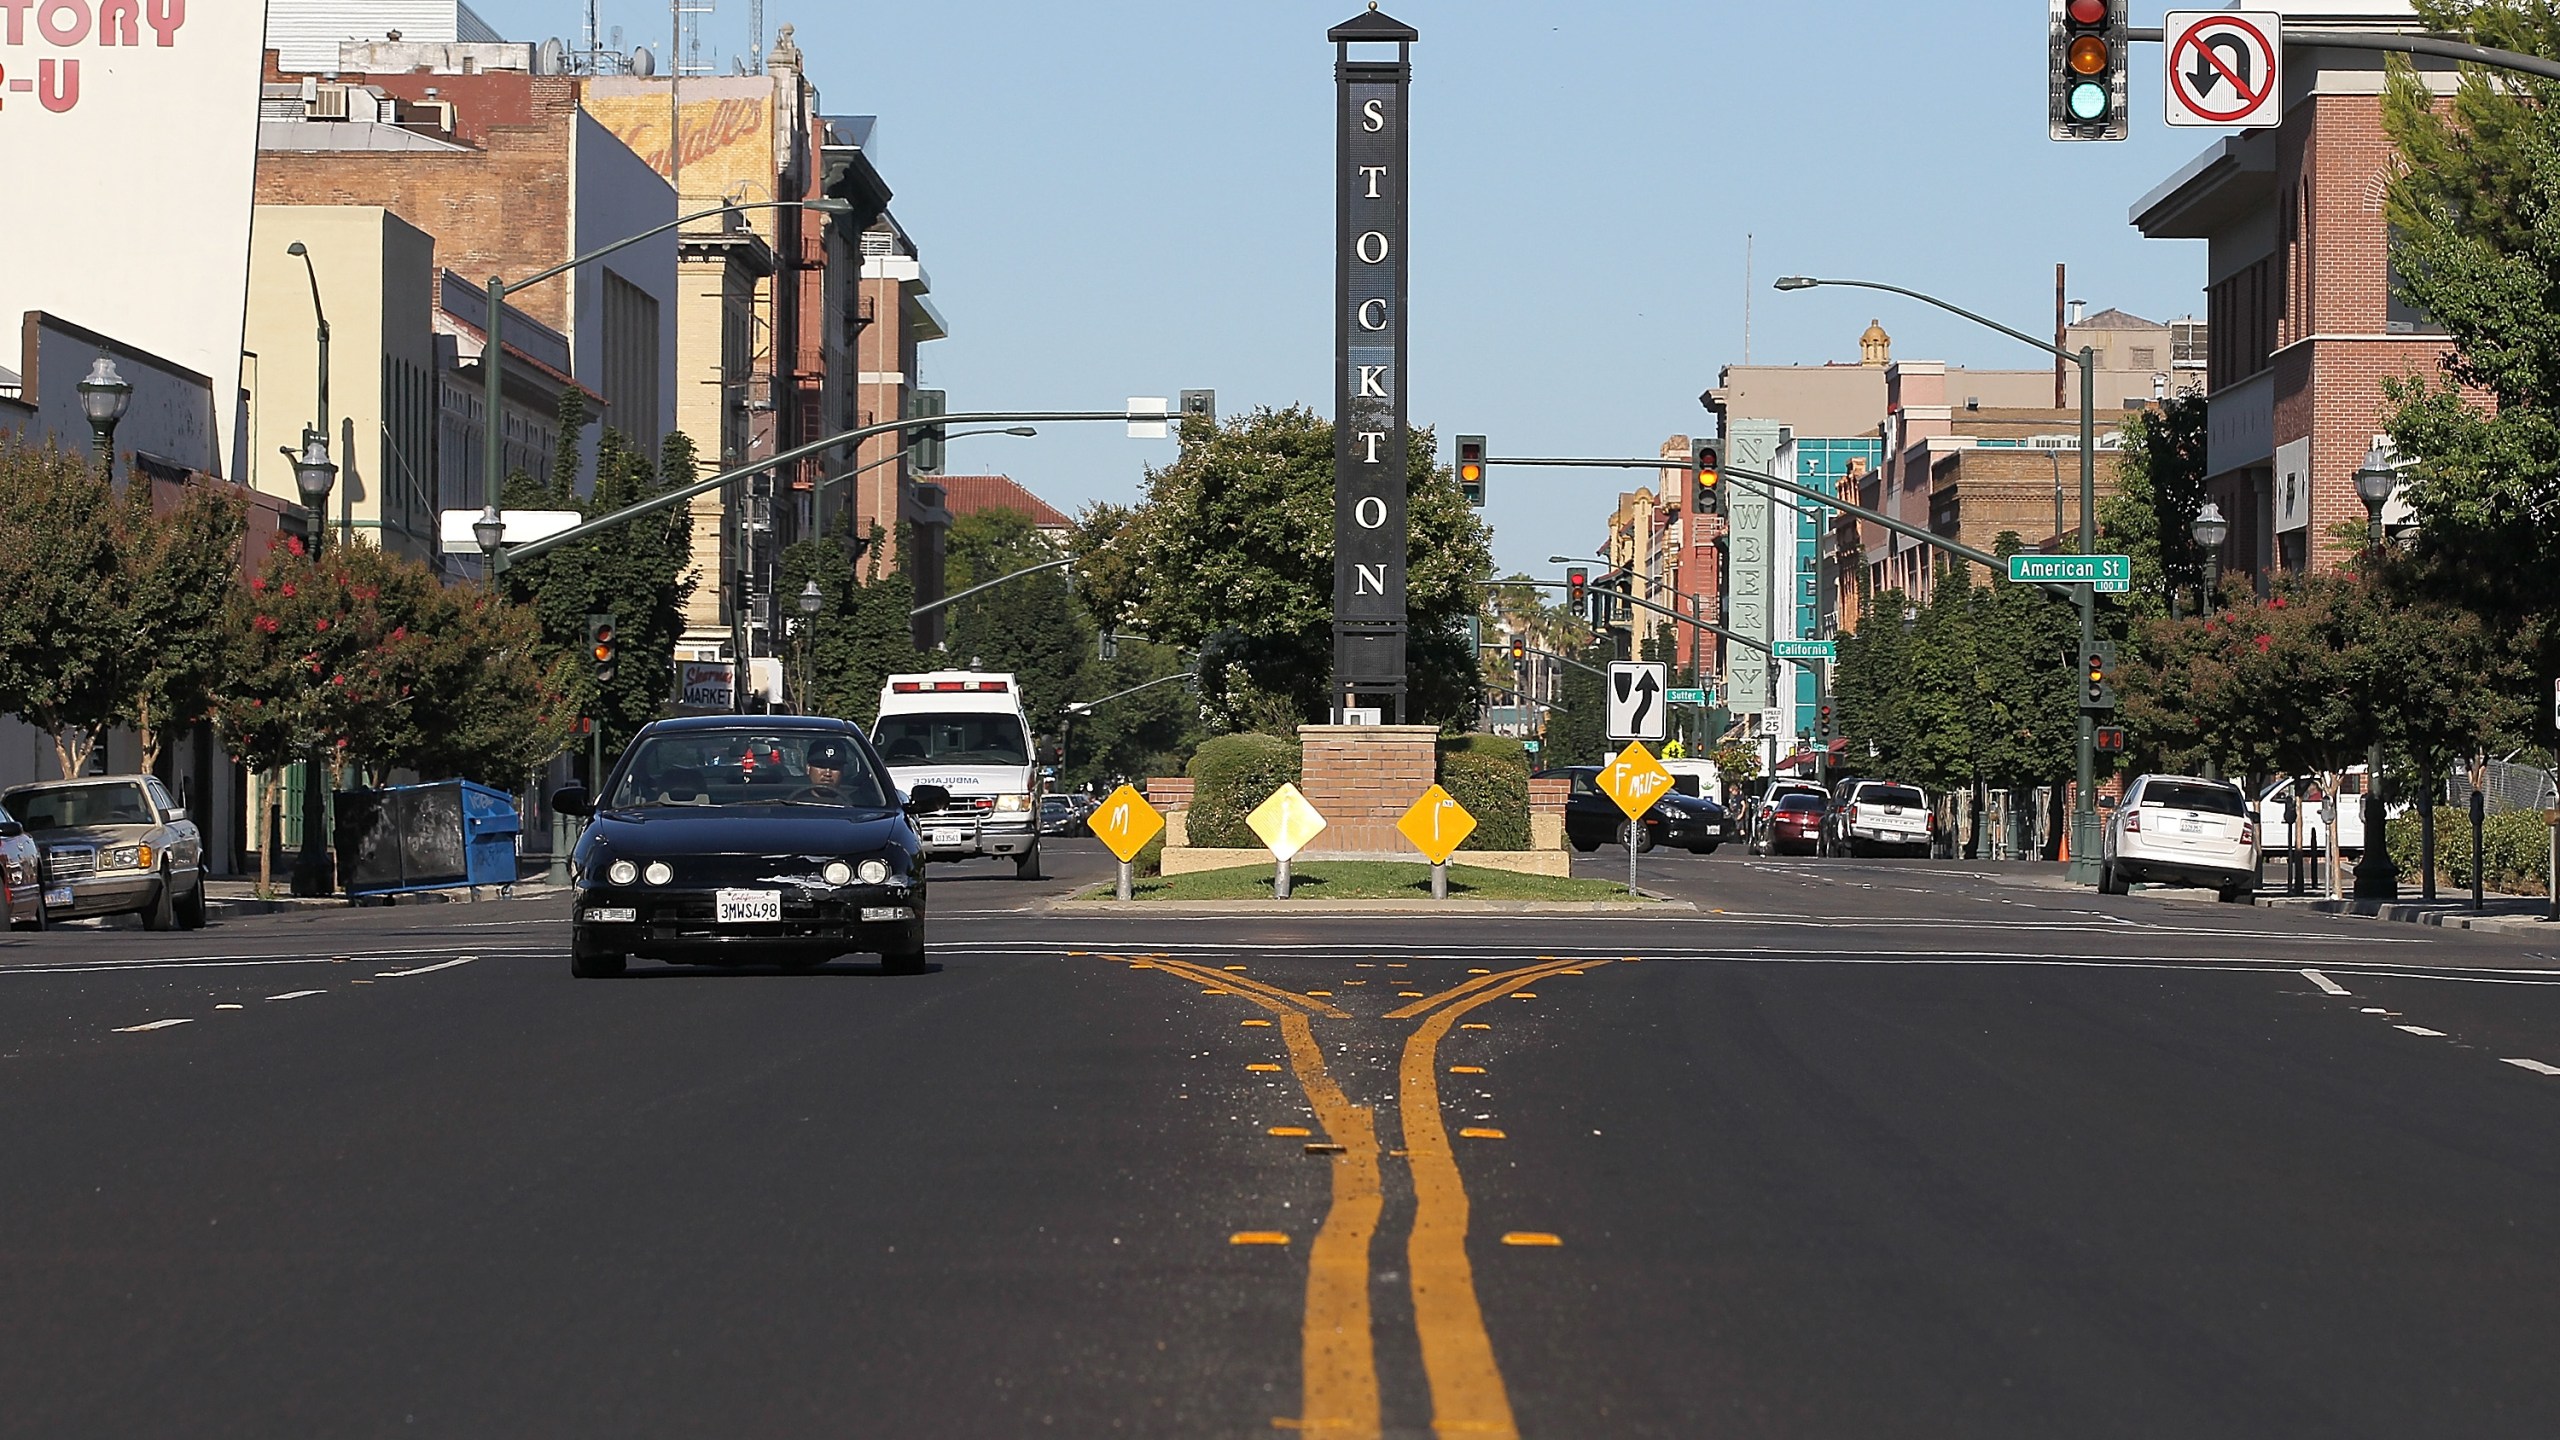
[112,1018,193,1032]
[266,989,327,1001]
[374,955,476,978]
[2303,969,2349,996]
[2396,1025,2449,1037]
[214,1003,244,1010]
[2501,1058,2560,1076]
[0,946,554,978]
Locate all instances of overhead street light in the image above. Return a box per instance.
[2191,500,2228,613]
[285,240,335,540]
[472,504,505,561]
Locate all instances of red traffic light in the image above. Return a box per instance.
[2067,0,2105,22]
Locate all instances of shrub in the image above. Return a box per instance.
[1438,733,1530,851]
[2385,806,2552,897]
[1186,733,1302,848]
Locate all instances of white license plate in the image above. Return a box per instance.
[715,889,782,924]
[928,828,967,847]
[2180,819,2204,834]
[860,906,916,923]
[584,907,637,924]
[44,886,72,907]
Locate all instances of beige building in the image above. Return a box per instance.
[242,204,442,563]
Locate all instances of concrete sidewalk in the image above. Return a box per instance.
[201,877,568,921]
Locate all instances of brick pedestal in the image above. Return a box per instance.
[1296,724,1438,858]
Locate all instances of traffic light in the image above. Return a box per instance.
[906,388,947,474]
[1566,565,1589,616]
[1818,702,1834,740]
[1508,634,1527,667]
[1180,389,1216,424]
[2050,0,2127,141]
[2095,726,2127,753]
[2083,642,2117,710]
[1690,437,1724,515]
[587,613,618,687]
[1455,434,1487,508]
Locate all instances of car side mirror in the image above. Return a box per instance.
[0,819,19,839]
[551,786,594,818]
[165,806,188,823]
[905,783,950,816]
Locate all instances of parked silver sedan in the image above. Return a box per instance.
[1,775,207,930]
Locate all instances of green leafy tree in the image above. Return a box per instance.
[497,394,694,753]
[1062,638,1201,789]
[0,440,132,774]
[1073,406,1494,731]
[944,508,1094,740]
[109,480,249,771]
[777,522,928,725]
[2099,391,2211,618]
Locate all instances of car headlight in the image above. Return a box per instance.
[857,858,890,885]
[607,859,638,886]
[106,844,148,871]
[644,861,674,886]
[823,860,854,886]
[994,793,1031,814]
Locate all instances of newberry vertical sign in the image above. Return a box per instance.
[1330,7,1417,721]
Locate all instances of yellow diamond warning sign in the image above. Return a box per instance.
[1246,783,1328,862]
[1396,784,1477,866]
[1596,742,1674,822]
[1086,783,1165,863]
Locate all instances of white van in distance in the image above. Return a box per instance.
[873,671,1044,879]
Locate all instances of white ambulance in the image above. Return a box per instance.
[873,671,1045,879]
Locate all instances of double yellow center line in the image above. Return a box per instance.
[1107,953,1601,1439]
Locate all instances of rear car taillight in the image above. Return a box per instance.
[2241,820,2257,845]
[2124,811,2142,833]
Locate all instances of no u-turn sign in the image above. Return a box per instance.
[2165,11,2282,128]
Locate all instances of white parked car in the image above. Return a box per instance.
[1823,779,1934,858]
[2101,774,2259,902]
[2254,768,2405,856]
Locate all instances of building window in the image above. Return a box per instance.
[2385,226,2447,336]
[2130,346,2157,369]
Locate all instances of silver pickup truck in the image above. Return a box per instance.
[1,775,207,930]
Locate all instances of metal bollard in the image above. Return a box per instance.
[1431,861,1448,900]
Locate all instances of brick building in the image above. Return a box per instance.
[2132,2,2451,586]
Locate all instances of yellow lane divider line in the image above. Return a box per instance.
[1104,953,1381,1439]
[1392,956,1592,1440]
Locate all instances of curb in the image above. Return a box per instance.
[203,884,569,920]
[2293,897,2554,937]
[1048,896,1692,916]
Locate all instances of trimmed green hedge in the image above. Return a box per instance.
[2386,807,2552,897]
[1438,733,1531,851]
[1186,733,1303,848]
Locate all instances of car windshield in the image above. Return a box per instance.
[5,782,153,831]
[602,730,892,810]
[873,711,1031,766]
[1863,785,1926,808]
[2142,781,2247,816]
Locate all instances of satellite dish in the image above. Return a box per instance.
[536,37,565,74]
[628,46,655,76]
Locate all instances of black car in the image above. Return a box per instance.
[557,716,950,978]
[1537,766,1731,855]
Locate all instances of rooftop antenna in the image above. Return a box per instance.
[746,0,764,73]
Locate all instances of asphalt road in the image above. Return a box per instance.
[5,839,2559,1438]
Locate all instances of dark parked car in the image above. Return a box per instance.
[0,775,206,930]
[558,716,950,978]
[1538,766,1731,855]
[1037,795,1082,836]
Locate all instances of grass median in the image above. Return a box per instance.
[1082,860,1646,903]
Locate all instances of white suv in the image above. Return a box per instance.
[2100,774,2259,902]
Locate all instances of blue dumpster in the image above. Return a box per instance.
[338,779,523,898]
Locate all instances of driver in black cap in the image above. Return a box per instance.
[805,738,849,792]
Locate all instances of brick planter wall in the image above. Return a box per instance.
[1144,777,1193,811]
[1296,724,1438,858]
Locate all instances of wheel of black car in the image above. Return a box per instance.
[880,941,928,976]
[175,872,207,930]
[2097,861,2126,895]
[1569,834,1600,853]
[140,868,176,931]
[1690,843,1720,856]
[1619,821,1657,855]
[2217,883,2254,905]
[1014,843,1043,881]
[570,947,628,978]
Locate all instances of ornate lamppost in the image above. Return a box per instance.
[2351,443,2403,901]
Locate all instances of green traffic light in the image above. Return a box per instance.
[2067,81,2108,121]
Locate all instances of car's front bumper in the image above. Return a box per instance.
[39,872,158,920]
[572,883,924,961]
[913,815,1036,860]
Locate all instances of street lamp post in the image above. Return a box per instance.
[793,579,823,714]
[2191,500,2228,615]
[1778,274,2106,882]
[284,241,335,540]
[285,433,340,898]
[2352,444,2403,901]
[75,357,132,481]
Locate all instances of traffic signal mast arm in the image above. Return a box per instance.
[1482,454,2080,600]
[909,555,1074,619]
[2127,25,2560,84]
[1483,576,1784,660]
[488,409,1166,571]
[1478,639,1611,680]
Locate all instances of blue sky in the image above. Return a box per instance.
[478,0,2220,577]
